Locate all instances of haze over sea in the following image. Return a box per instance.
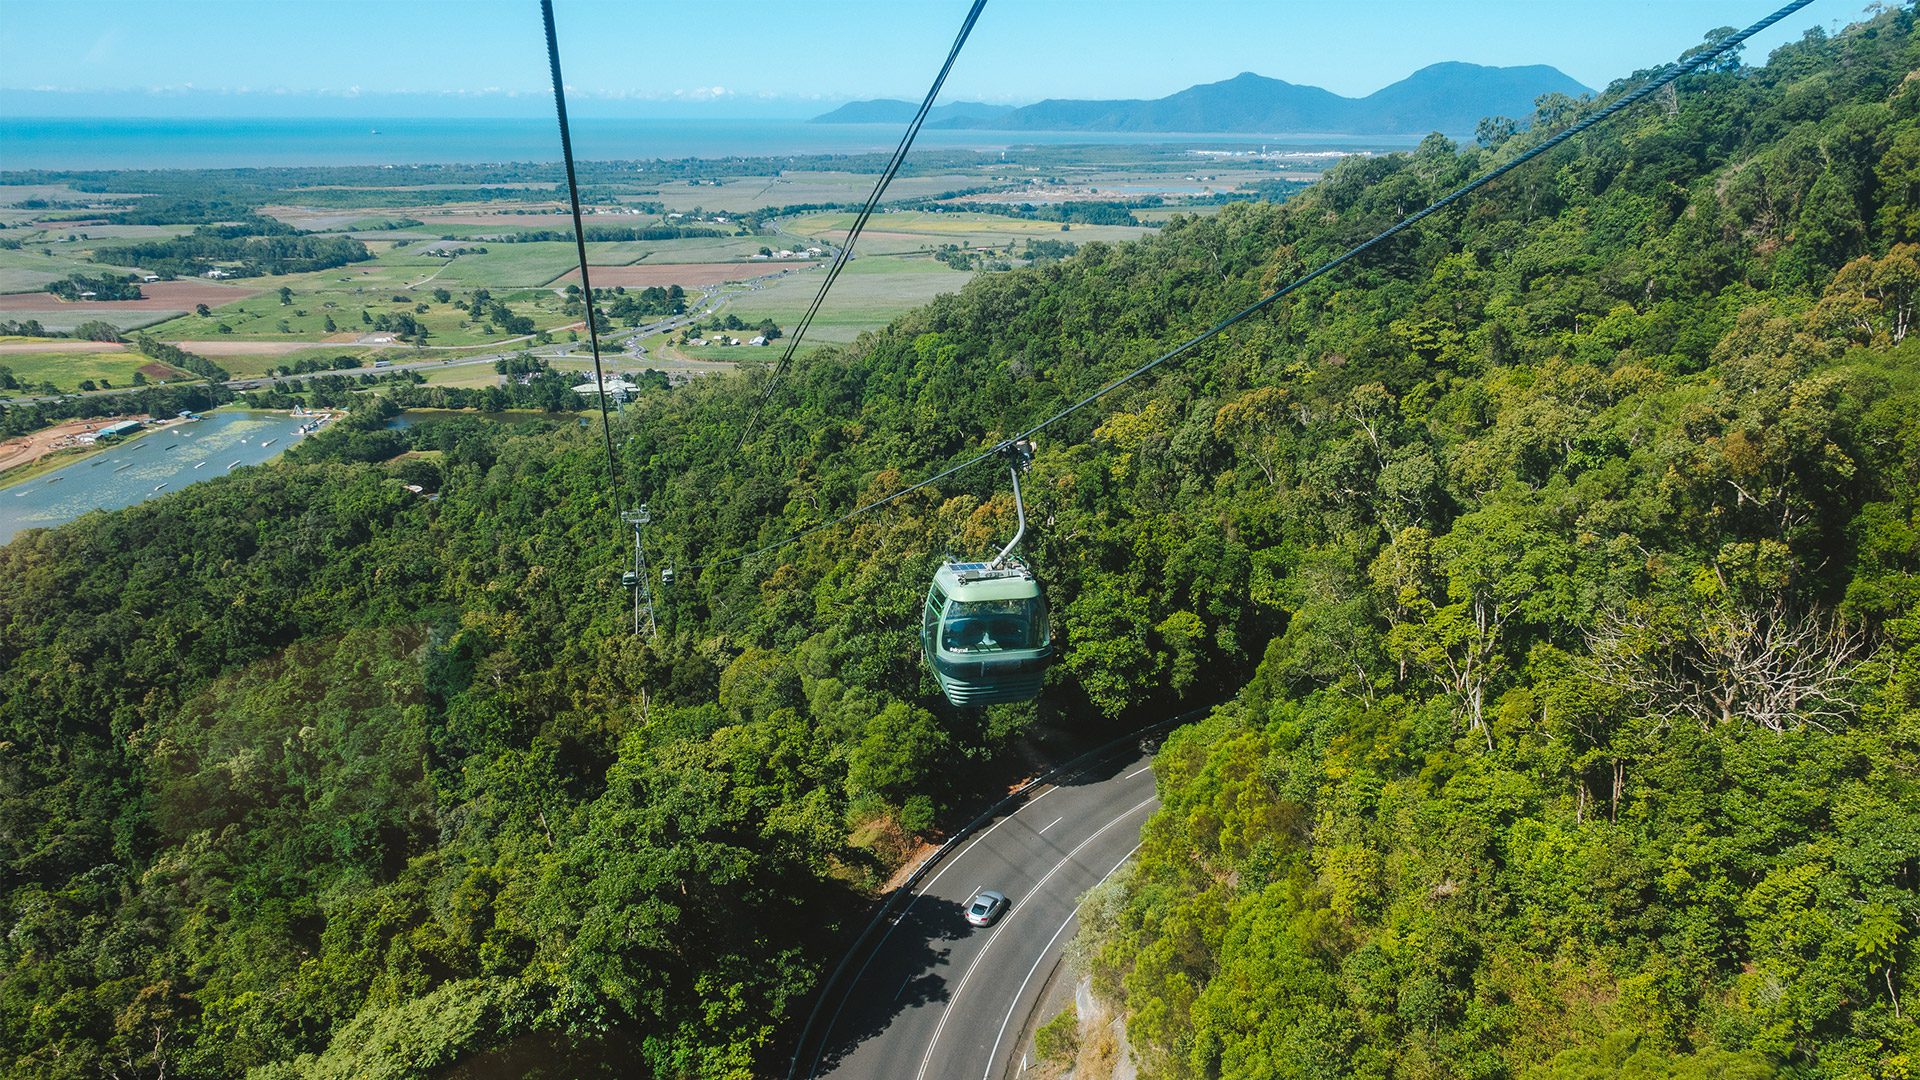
[0,116,1416,171]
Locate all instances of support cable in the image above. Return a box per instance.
[684,0,1813,574]
[733,0,989,451]
[541,0,625,512]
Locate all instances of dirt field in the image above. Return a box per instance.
[0,415,143,473]
[0,280,261,312]
[555,262,819,288]
[174,338,356,356]
[422,211,579,227]
[0,339,124,354]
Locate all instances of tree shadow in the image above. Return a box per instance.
[1048,730,1163,790]
[797,728,1165,1077]
[801,892,981,1077]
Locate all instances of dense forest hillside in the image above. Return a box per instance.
[1064,11,1920,1079]
[2,8,1917,1080]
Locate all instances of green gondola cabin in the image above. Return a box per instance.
[922,560,1052,707]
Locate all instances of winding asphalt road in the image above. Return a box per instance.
[801,736,1161,1080]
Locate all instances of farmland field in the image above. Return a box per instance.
[0,279,261,312]
[555,261,816,289]
[673,256,974,351]
[0,246,147,295]
[779,209,1153,252]
[176,344,384,378]
[0,347,187,393]
[630,171,1003,213]
[0,147,1322,399]
[144,282,577,347]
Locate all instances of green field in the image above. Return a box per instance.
[416,243,596,287]
[672,256,974,351]
[0,245,146,295]
[419,362,510,388]
[780,209,1154,253]
[211,346,387,379]
[0,348,186,393]
[146,270,577,347]
[0,162,1178,377]
[635,171,1019,214]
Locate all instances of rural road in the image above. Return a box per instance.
[11,262,825,404]
[799,736,1161,1080]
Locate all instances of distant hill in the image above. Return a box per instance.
[810,99,1015,125]
[1359,62,1592,133]
[831,63,1591,135]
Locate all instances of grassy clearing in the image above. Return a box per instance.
[648,171,993,214]
[419,363,508,389]
[208,346,383,379]
[422,243,596,287]
[0,246,145,294]
[146,281,575,348]
[0,308,178,336]
[0,349,187,392]
[781,209,1153,250]
[673,256,972,349]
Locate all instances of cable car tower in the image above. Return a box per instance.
[621,506,657,638]
[921,439,1053,707]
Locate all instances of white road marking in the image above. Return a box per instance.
[1126,765,1152,779]
[980,841,1144,1080]
[913,794,1159,1080]
[1037,816,1063,835]
[806,747,1153,1078]
[910,786,1054,907]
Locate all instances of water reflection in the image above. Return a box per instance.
[1,411,309,544]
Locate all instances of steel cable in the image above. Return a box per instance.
[734,0,989,451]
[541,0,625,514]
[682,0,1814,572]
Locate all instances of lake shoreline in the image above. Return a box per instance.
[0,409,314,543]
[0,413,197,491]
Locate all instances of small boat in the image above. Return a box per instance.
[164,444,177,451]
[152,483,167,492]
[228,461,241,470]
[12,489,28,497]
[114,463,134,473]
[261,439,276,448]
[90,459,106,467]
[44,476,61,485]
[194,461,206,469]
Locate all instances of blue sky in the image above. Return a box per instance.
[0,0,1850,117]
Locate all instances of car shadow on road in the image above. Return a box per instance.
[803,892,979,1077]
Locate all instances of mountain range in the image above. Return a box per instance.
[808,99,1017,125]
[811,62,1592,135]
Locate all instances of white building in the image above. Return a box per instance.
[572,376,638,403]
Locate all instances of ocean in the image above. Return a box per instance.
[0,116,1413,171]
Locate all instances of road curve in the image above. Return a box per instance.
[802,737,1160,1080]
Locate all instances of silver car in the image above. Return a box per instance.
[965,889,1009,927]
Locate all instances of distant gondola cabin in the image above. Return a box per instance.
[922,561,1052,707]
